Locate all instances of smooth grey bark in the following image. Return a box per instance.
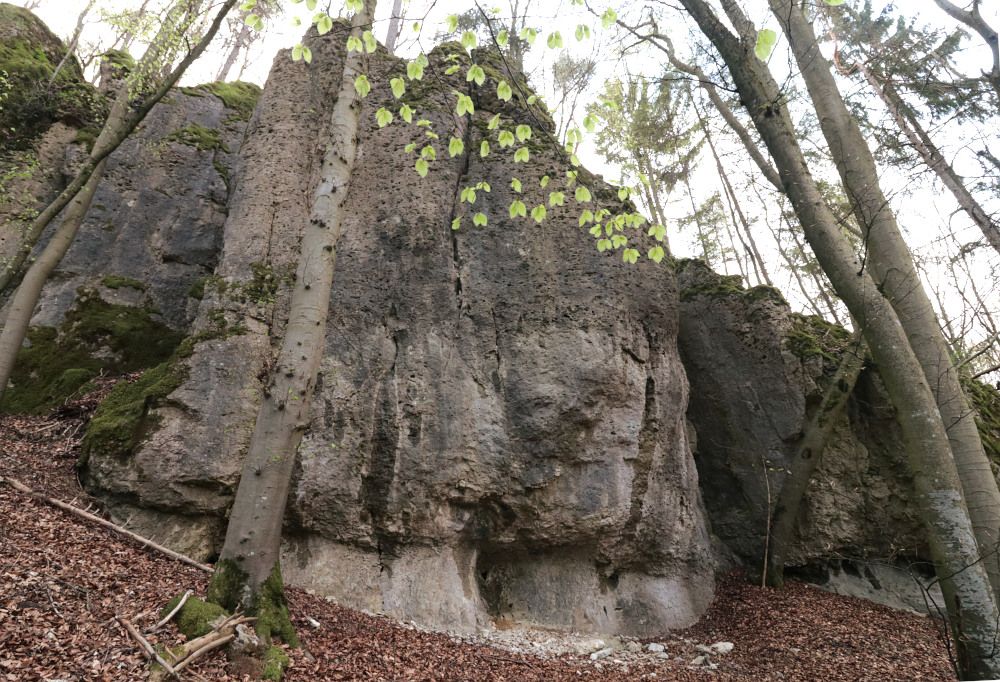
[385,0,403,54]
[216,22,251,82]
[766,331,866,587]
[681,0,1000,675]
[932,0,1000,101]
[208,0,377,636]
[49,0,97,84]
[768,0,1000,607]
[858,60,1000,255]
[0,0,239,399]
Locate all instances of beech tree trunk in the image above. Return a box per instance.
[385,0,403,54]
[680,0,1000,676]
[49,0,97,84]
[206,0,377,644]
[769,0,1000,605]
[0,0,239,400]
[931,0,1000,101]
[216,22,251,82]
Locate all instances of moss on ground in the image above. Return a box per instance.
[262,646,290,680]
[208,559,299,647]
[0,292,184,414]
[160,594,228,639]
[180,81,261,120]
[165,123,228,152]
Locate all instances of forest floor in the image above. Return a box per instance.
[0,390,955,681]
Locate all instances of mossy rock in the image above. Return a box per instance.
[0,292,184,414]
[180,81,262,121]
[101,275,147,290]
[262,646,291,681]
[207,560,299,647]
[165,123,228,152]
[965,377,1000,467]
[160,595,228,639]
[785,313,853,368]
[0,3,104,149]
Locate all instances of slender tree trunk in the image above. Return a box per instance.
[49,0,97,84]
[216,22,250,82]
[120,0,154,53]
[931,0,1000,101]
[385,0,403,54]
[766,331,866,587]
[682,175,715,265]
[859,61,1000,255]
[637,155,672,256]
[207,0,377,644]
[0,0,239,398]
[770,0,1000,605]
[681,0,1000,675]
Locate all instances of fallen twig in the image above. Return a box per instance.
[149,589,193,633]
[173,633,235,673]
[117,616,178,678]
[0,476,212,573]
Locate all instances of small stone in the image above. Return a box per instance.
[691,655,708,666]
[646,643,665,653]
[590,647,614,661]
[625,640,642,653]
[709,641,734,655]
[695,644,713,654]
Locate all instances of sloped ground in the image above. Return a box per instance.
[0,395,954,681]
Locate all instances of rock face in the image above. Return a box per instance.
[80,28,715,636]
[676,261,926,577]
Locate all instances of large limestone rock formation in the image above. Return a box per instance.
[79,28,716,636]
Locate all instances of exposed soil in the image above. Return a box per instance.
[0,396,955,681]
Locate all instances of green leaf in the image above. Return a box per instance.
[480,140,491,157]
[498,130,515,147]
[445,65,460,75]
[583,113,598,132]
[399,104,414,123]
[539,175,550,188]
[575,186,592,203]
[519,27,538,44]
[404,142,417,153]
[472,212,488,227]
[570,154,580,167]
[589,223,602,237]
[579,209,594,226]
[549,191,565,207]
[305,0,316,9]
[467,64,486,86]
[546,31,563,49]
[446,14,459,32]
[347,35,363,52]
[515,124,532,142]
[601,8,617,29]
[449,137,465,157]
[376,108,393,127]
[617,186,630,201]
[460,186,477,203]
[345,0,362,10]
[240,0,257,10]
[461,31,478,50]
[391,77,406,98]
[415,158,429,177]
[755,28,778,61]
[316,14,333,34]
[575,24,590,41]
[497,29,509,46]
[497,81,513,102]
[452,217,462,230]
[648,245,666,263]
[292,44,304,61]
[511,177,522,193]
[648,224,667,242]
[407,55,428,80]
[824,0,845,4]
[514,147,530,163]
[611,234,628,249]
[597,238,612,252]
[531,205,547,223]
[456,93,475,116]
[509,200,527,218]
[623,248,639,264]
[354,74,371,98]
[420,145,437,160]
[488,113,502,130]
[363,30,377,53]
[302,46,312,63]
[477,181,491,192]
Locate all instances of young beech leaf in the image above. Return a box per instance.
[611,234,628,249]
[648,224,667,241]
[316,14,333,35]
[446,14,459,32]
[445,65,461,75]
[497,29,509,46]
[449,137,465,157]
[455,93,475,116]
[460,187,477,203]
[420,145,436,160]
[488,113,502,130]
[415,158,429,177]
[648,245,666,263]
[509,199,527,218]
[472,212,488,227]
[623,248,640,264]
[376,108,393,127]
[497,81,513,102]
[498,130,515,147]
[390,77,406,98]
[480,140,490,157]
[531,205,547,223]
[539,175,550,188]
[346,35,363,52]
[514,147,530,163]
[345,0,362,10]
[589,224,602,237]
[579,209,594,226]
[404,142,417,153]
[461,31,477,50]
[601,8,617,29]
[292,44,304,61]
[362,30,376,52]
[399,104,413,123]
[755,28,778,61]
[519,27,537,45]
[467,64,486,86]
[549,191,565,207]
[546,31,563,49]
[511,177,522,193]
[575,24,590,41]
[516,124,532,141]
[354,74,371,97]
[583,113,598,132]
[618,186,630,201]
[575,186,592,203]
[306,0,317,9]
[452,217,462,230]
[597,238,611,252]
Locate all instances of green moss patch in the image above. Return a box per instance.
[208,559,298,647]
[160,594,228,639]
[181,81,261,120]
[786,313,853,366]
[965,377,1000,466]
[101,275,147,290]
[262,645,291,680]
[165,123,228,152]
[0,292,184,414]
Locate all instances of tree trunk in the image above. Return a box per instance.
[207,0,377,645]
[931,0,1000,101]
[680,0,1000,675]
[766,331,866,587]
[859,61,1000,255]
[385,0,403,54]
[0,0,239,399]
[216,22,250,82]
[769,0,1000,605]
[49,0,97,84]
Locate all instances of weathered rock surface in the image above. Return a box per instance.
[80,28,715,636]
